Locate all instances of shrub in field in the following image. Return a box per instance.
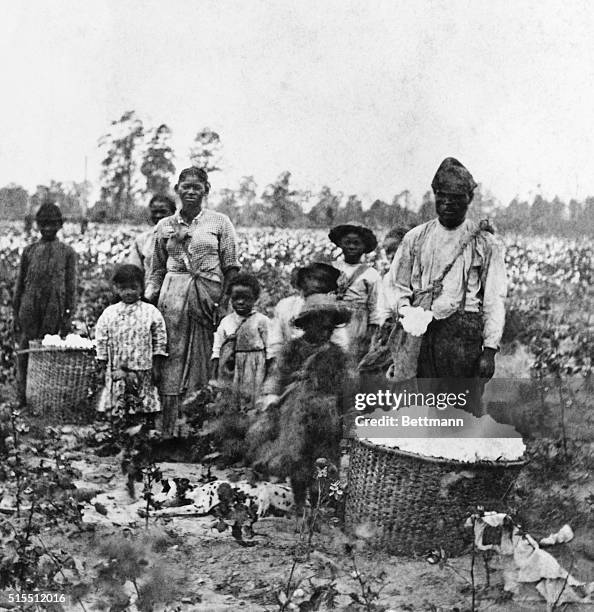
[94,532,183,611]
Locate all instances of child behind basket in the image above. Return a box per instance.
[210,273,272,409]
[13,202,77,405]
[95,264,167,425]
[248,293,351,514]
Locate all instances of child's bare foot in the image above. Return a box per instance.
[293,505,306,533]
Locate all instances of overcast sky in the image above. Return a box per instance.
[1,0,594,207]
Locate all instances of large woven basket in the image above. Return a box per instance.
[345,438,525,557]
[25,345,97,423]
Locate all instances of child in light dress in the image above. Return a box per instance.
[211,273,271,409]
[329,222,381,362]
[268,262,349,362]
[95,264,167,424]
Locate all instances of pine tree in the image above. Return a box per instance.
[98,111,145,219]
[189,128,222,173]
[141,124,175,196]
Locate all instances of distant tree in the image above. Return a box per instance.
[501,197,531,232]
[236,176,259,226]
[467,184,498,222]
[0,183,29,219]
[417,190,435,223]
[365,199,397,229]
[580,197,594,235]
[189,128,222,173]
[549,196,566,226]
[393,189,416,211]
[98,110,145,219]
[388,195,418,229]
[215,188,240,224]
[261,171,304,227]
[47,180,89,219]
[307,186,342,227]
[337,194,364,225]
[568,199,582,223]
[530,195,552,234]
[237,176,257,208]
[141,124,176,196]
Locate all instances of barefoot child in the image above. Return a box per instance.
[249,294,351,514]
[211,273,271,408]
[95,265,167,425]
[329,222,381,361]
[13,202,77,405]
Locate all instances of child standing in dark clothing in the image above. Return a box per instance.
[250,294,351,514]
[13,203,77,404]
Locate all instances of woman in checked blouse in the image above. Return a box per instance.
[146,167,239,434]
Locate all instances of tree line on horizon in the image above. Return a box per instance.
[0,110,593,236]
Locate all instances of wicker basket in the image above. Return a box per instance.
[25,344,97,423]
[345,438,525,557]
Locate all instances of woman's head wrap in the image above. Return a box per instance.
[177,167,210,194]
[431,158,477,194]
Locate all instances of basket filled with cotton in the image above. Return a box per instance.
[24,334,97,423]
[344,436,526,557]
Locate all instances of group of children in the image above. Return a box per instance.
[13,202,411,506]
[13,202,407,416]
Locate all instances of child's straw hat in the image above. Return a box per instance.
[292,293,351,329]
[328,222,378,253]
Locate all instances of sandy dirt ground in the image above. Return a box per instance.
[2,451,587,612]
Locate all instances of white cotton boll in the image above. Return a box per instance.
[368,436,525,462]
[41,334,63,347]
[400,307,433,337]
[540,524,574,546]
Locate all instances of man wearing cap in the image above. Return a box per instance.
[382,158,507,415]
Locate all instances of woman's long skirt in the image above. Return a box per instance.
[157,272,221,435]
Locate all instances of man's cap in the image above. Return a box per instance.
[431,157,477,194]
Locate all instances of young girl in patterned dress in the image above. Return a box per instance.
[211,273,271,409]
[95,265,167,424]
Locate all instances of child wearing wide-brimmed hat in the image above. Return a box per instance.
[268,261,349,361]
[249,293,351,514]
[329,222,381,362]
